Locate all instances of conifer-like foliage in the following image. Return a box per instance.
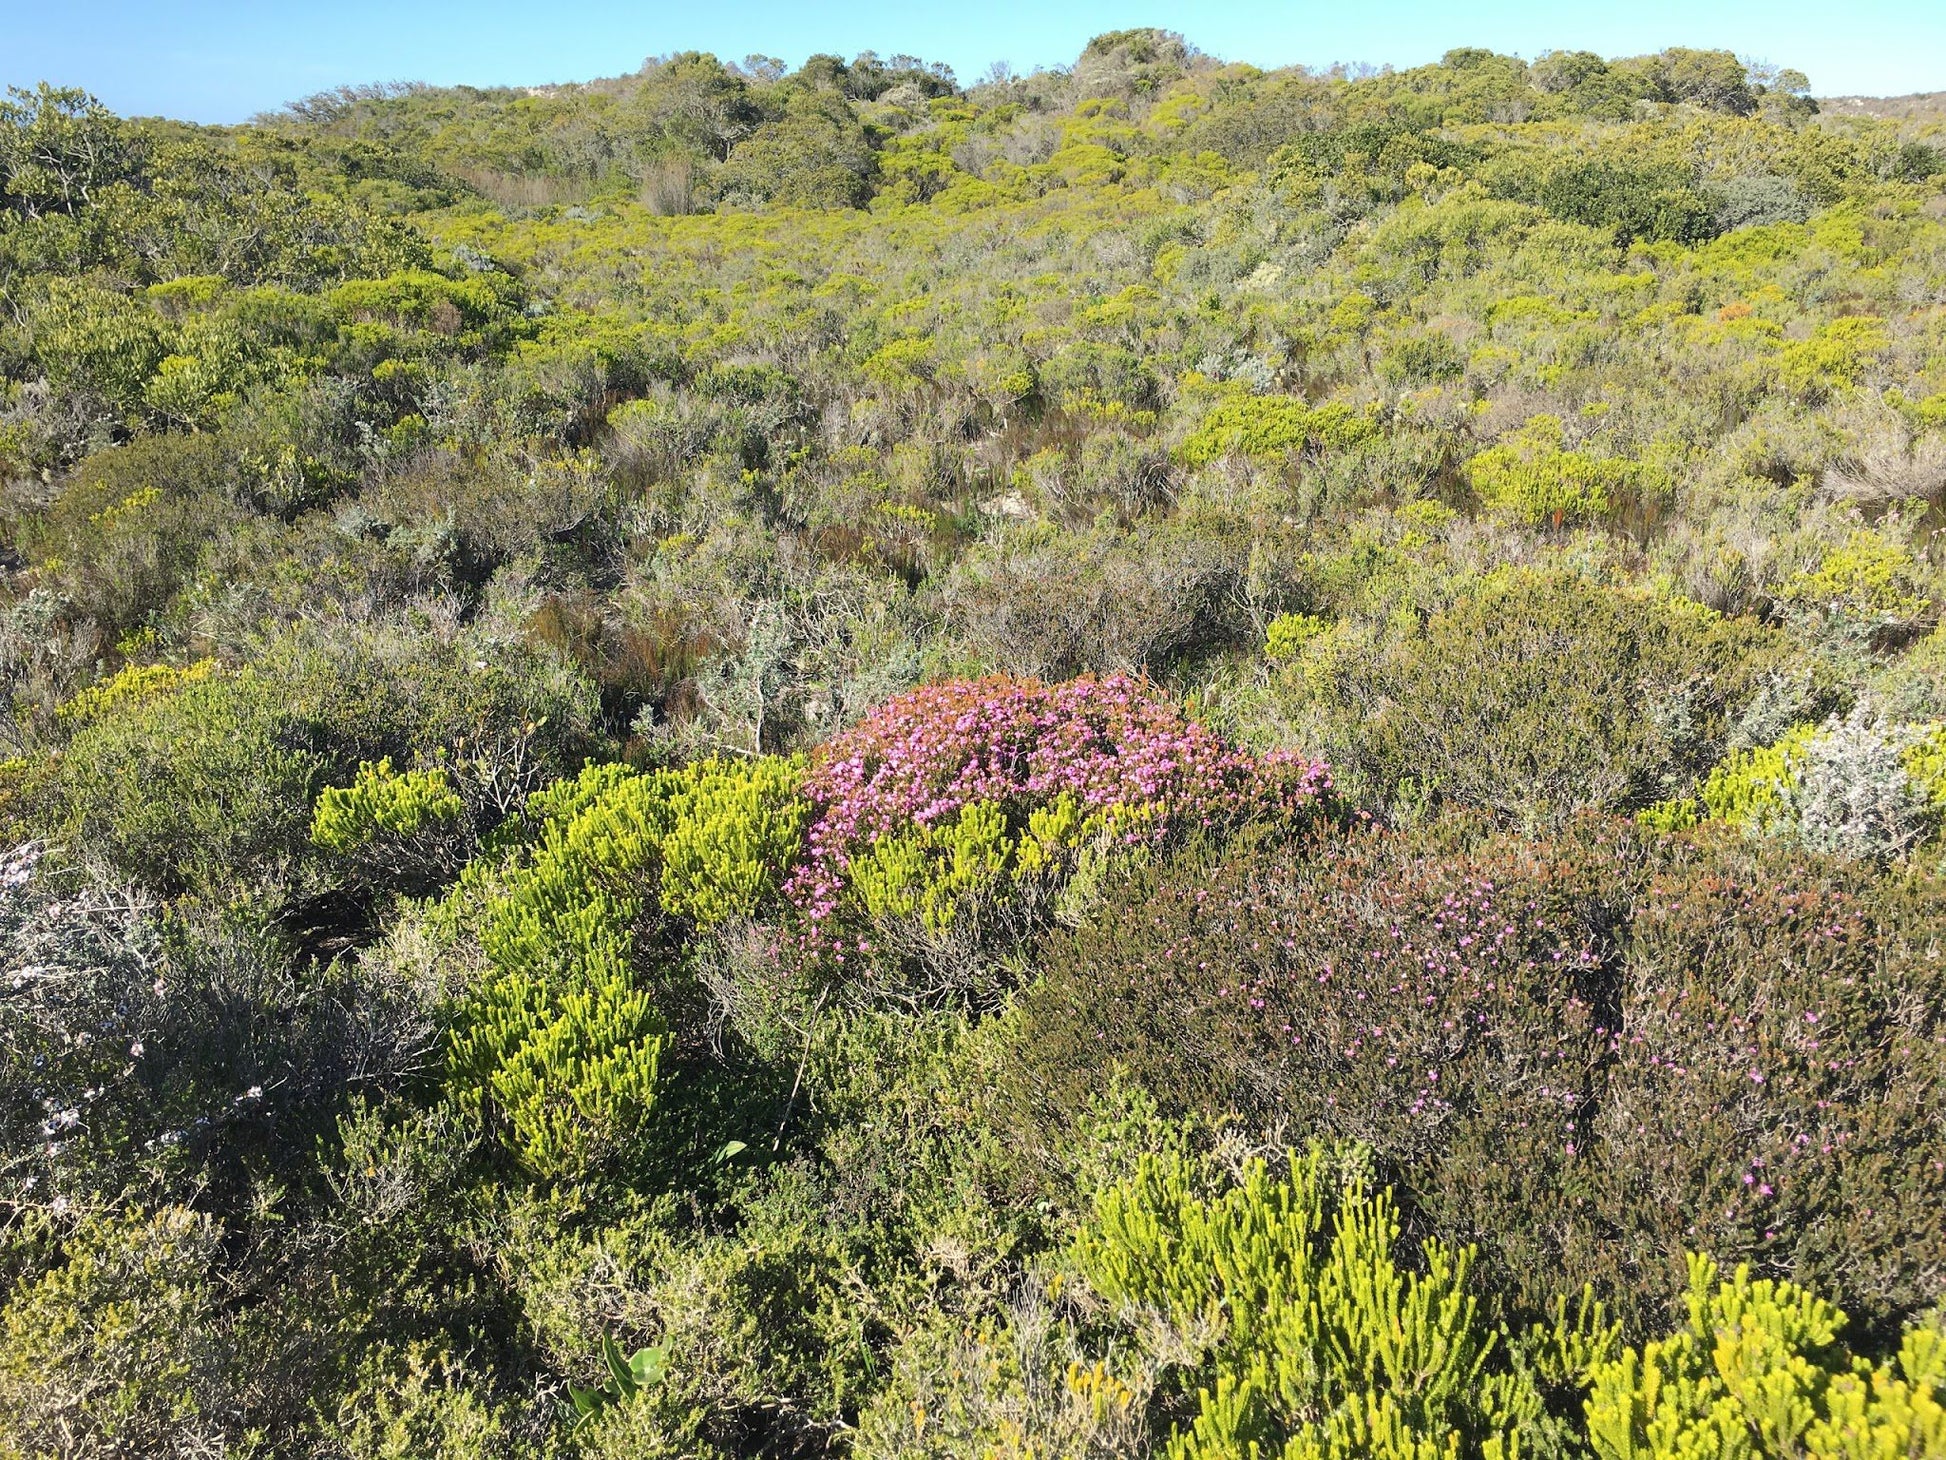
[449,755,805,1179]
[1586,1256,1946,1460]
[1073,1146,1592,1460]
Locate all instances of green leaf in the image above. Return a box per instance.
[629,1344,668,1386]
[602,1332,635,1393]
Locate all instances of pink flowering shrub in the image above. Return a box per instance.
[1009,822,1946,1338]
[783,674,1331,964]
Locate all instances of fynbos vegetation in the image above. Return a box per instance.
[3,32,1946,1459]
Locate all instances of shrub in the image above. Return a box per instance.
[1378,332,1467,386]
[54,658,218,726]
[1264,610,1327,663]
[1592,850,1946,1344]
[0,840,165,1204]
[447,756,808,1180]
[1793,709,1940,860]
[782,674,1331,975]
[0,1206,238,1459]
[656,756,809,929]
[1010,823,1946,1338]
[1007,821,1634,1312]
[1779,318,1890,402]
[1586,1255,1946,1459]
[37,668,326,896]
[1177,390,1380,468]
[1293,571,1783,828]
[33,629,599,898]
[311,759,465,845]
[1466,415,1639,527]
[1779,529,1932,644]
[1072,1145,1611,1459]
[317,1345,514,1460]
[860,1128,1616,1460]
[940,524,1268,682]
[1650,710,1946,863]
[20,433,247,634]
[447,768,670,1183]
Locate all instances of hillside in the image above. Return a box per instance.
[1817,89,1946,122]
[3,33,1946,1459]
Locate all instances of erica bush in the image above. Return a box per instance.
[782,673,1332,984]
[1008,822,1946,1338]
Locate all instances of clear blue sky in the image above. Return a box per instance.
[3,0,1942,124]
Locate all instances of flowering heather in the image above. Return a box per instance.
[1012,825,1946,1334]
[784,674,1331,956]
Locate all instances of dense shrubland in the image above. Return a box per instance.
[3,30,1946,1459]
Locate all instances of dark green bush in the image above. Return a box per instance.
[34,628,599,898]
[1007,821,1946,1338]
[1286,571,1785,829]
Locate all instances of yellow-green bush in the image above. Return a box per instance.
[1648,716,1946,854]
[1777,316,1890,401]
[1466,414,1637,526]
[54,658,219,726]
[1074,1146,1611,1460]
[1586,1254,1946,1460]
[846,799,1019,933]
[1264,611,1328,664]
[310,757,464,853]
[656,755,809,928]
[448,767,673,1181]
[0,1206,234,1459]
[447,757,809,1179]
[1779,531,1932,638]
[1177,390,1380,467]
[1700,724,1817,833]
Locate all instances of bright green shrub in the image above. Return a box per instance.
[310,757,464,853]
[1073,1145,1612,1460]
[1699,723,1816,833]
[449,768,673,1181]
[1780,531,1932,640]
[1900,723,1946,816]
[1778,317,1889,401]
[1178,390,1380,467]
[1585,1255,1946,1460]
[447,756,809,1179]
[1466,415,1637,526]
[55,658,218,725]
[845,798,1021,933]
[656,755,809,928]
[1264,610,1328,663]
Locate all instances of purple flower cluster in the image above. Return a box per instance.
[784,674,1331,959]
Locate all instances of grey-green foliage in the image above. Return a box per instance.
[0,840,163,1196]
[1791,706,1937,861]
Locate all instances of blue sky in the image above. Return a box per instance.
[4,0,1942,124]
